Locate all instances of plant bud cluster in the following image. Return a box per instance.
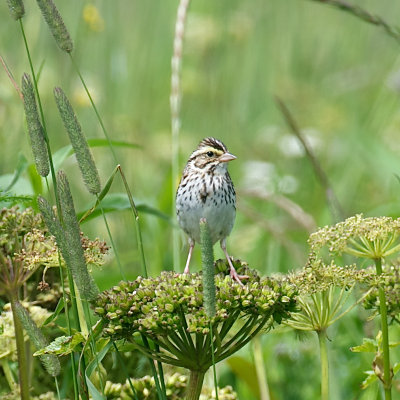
[95,260,297,338]
[309,214,400,259]
[363,263,400,319]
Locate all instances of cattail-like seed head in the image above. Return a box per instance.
[6,0,25,19]
[21,73,50,177]
[54,87,101,194]
[200,218,216,318]
[14,301,61,377]
[57,170,99,300]
[35,0,73,53]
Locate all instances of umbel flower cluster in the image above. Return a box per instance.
[0,206,108,295]
[288,257,374,295]
[363,263,400,320]
[0,302,51,362]
[309,214,400,259]
[95,260,297,372]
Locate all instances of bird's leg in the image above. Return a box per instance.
[183,238,195,274]
[220,238,248,285]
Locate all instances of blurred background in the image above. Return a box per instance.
[1,1,400,398]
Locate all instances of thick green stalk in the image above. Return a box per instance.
[10,296,30,400]
[200,219,215,318]
[186,370,206,400]
[317,329,329,400]
[374,258,392,399]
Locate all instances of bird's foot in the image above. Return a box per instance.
[229,266,249,286]
[183,266,190,275]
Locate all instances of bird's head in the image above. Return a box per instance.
[188,137,236,172]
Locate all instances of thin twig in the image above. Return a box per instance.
[241,188,316,233]
[309,0,400,44]
[275,96,344,222]
[0,55,23,100]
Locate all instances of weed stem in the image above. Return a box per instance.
[317,329,329,400]
[374,258,392,399]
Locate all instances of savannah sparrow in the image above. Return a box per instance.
[176,137,245,284]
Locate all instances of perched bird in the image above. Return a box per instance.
[176,137,245,284]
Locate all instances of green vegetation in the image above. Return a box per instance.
[0,1,400,399]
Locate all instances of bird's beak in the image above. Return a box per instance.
[219,152,236,163]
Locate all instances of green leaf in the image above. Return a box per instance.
[52,139,140,171]
[0,190,33,207]
[52,145,72,171]
[226,356,260,398]
[394,362,400,376]
[43,298,65,326]
[85,341,112,400]
[350,338,376,353]
[5,153,28,191]
[33,333,85,357]
[360,371,377,389]
[27,163,43,196]
[78,165,120,222]
[78,193,171,223]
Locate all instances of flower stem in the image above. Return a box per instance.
[10,296,30,400]
[252,336,270,400]
[317,329,329,400]
[186,370,206,400]
[374,258,392,399]
[1,359,16,390]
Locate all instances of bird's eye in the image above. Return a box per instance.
[206,151,214,157]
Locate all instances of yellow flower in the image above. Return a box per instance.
[83,4,104,32]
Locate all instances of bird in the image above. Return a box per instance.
[176,137,245,284]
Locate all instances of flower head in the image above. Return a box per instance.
[309,214,400,260]
[363,263,400,321]
[288,257,374,295]
[95,260,297,371]
[0,206,107,297]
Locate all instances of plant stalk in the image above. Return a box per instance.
[10,295,30,400]
[374,258,392,399]
[1,359,16,390]
[252,336,270,400]
[317,329,329,400]
[186,370,206,400]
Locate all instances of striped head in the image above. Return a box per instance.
[186,137,236,173]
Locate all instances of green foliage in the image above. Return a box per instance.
[34,333,85,357]
[351,331,400,389]
[2,0,400,398]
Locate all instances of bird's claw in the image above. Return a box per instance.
[230,268,249,286]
